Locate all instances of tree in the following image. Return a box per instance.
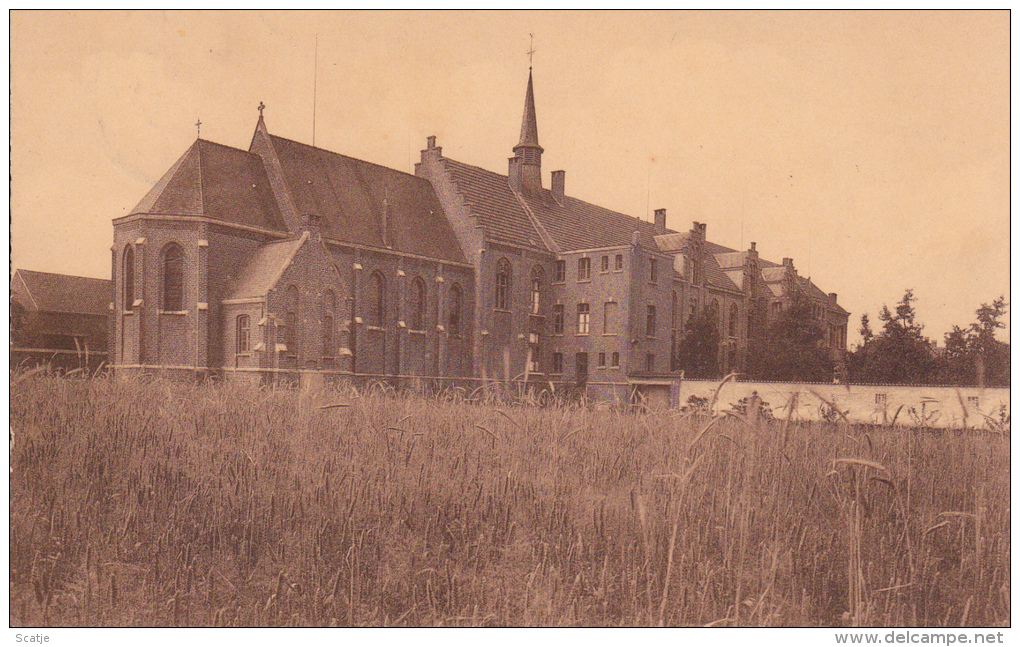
[750,292,833,382]
[847,289,938,384]
[939,297,1009,387]
[674,309,720,379]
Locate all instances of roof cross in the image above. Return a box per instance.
[195,118,202,139]
[258,101,265,117]
[527,33,535,69]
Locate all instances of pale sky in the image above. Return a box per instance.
[9,11,1010,344]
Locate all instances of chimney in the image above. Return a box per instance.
[426,135,436,150]
[301,213,322,240]
[654,208,666,233]
[782,257,793,267]
[750,241,756,252]
[829,292,838,306]
[551,170,565,200]
[508,157,520,192]
[691,221,707,240]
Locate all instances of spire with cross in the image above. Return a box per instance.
[527,33,535,70]
[258,101,265,118]
[195,118,202,139]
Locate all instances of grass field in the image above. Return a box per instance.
[8,373,1010,627]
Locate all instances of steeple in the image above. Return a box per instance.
[517,69,540,149]
[508,69,544,195]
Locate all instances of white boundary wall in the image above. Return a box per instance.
[676,380,1009,430]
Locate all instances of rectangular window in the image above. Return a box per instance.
[553,304,564,334]
[236,315,250,354]
[650,258,658,283]
[578,257,591,281]
[611,351,620,367]
[646,353,655,372]
[967,396,979,407]
[601,255,609,273]
[554,260,566,282]
[528,332,540,372]
[646,305,656,338]
[615,254,624,271]
[875,393,887,405]
[577,303,590,335]
[576,353,589,383]
[552,352,563,374]
[603,301,617,334]
[598,352,606,367]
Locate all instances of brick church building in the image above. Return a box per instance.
[111,69,848,399]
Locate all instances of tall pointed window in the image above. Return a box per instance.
[236,315,250,354]
[410,278,426,331]
[448,283,463,335]
[285,284,299,355]
[495,259,512,310]
[530,266,544,315]
[323,290,336,357]
[122,245,134,310]
[161,243,184,311]
[729,303,739,338]
[368,271,386,327]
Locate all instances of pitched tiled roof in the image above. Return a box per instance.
[799,277,849,315]
[715,251,746,270]
[130,139,287,231]
[13,269,110,316]
[225,234,307,300]
[703,255,742,293]
[442,159,546,249]
[519,189,666,252]
[268,136,466,264]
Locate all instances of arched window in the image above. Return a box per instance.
[710,299,720,329]
[123,245,134,310]
[448,283,463,335]
[161,243,184,311]
[323,290,336,357]
[729,303,739,337]
[285,284,299,355]
[410,277,426,331]
[530,266,544,315]
[368,271,385,327]
[671,291,678,330]
[236,314,250,354]
[495,259,511,310]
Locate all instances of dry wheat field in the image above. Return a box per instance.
[8,372,1010,627]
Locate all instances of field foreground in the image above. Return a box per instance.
[9,375,1010,627]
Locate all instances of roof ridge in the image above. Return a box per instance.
[268,134,432,184]
[508,184,558,254]
[447,155,679,237]
[17,267,107,280]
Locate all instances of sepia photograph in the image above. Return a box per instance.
[8,9,1010,640]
